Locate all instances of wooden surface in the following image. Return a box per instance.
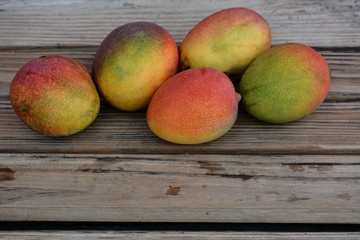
[1,153,360,223]
[1,231,360,240]
[0,0,360,231]
[0,0,359,48]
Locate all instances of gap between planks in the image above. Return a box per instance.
[0,231,360,240]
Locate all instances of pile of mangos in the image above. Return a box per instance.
[10,8,331,144]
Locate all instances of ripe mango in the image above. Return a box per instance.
[239,43,331,123]
[92,22,179,111]
[180,8,271,76]
[147,68,240,144]
[10,55,100,136]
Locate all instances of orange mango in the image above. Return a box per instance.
[92,22,179,111]
[147,68,240,144]
[10,55,100,136]
[180,8,271,77]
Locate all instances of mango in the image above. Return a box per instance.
[180,8,271,76]
[92,22,179,111]
[147,68,240,144]
[239,43,331,123]
[10,55,100,136]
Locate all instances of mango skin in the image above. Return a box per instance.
[239,43,331,123]
[180,8,271,76]
[147,68,240,144]
[92,22,179,111]
[10,55,100,136]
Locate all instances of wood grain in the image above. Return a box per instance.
[1,47,360,97]
[1,154,360,223]
[0,0,359,48]
[0,0,359,226]
[0,98,359,155]
[0,47,359,155]
[1,231,360,240]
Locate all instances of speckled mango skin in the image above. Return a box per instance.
[92,22,179,111]
[147,68,240,144]
[10,55,100,136]
[180,8,271,76]
[239,43,331,123]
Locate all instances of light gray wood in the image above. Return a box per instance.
[0,48,359,155]
[1,48,360,97]
[0,97,359,155]
[1,154,360,223]
[0,0,359,48]
[1,231,360,240]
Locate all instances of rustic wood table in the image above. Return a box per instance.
[1,0,360,239]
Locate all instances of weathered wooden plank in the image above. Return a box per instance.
[0,0,359,48]
[1,154,360,223]
[0,99,359,155]
[0,47,359,155]
[1,231,360,240]
[1,48,359,98]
